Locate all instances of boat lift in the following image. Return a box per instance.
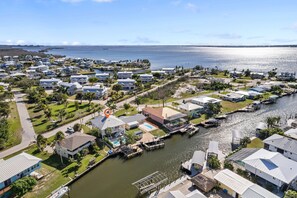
[132,171,168,195]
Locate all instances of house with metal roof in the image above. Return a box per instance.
[119,114,146,130]
[55,132,96,159]
[117,71,133,79]
[82,84,107,98]
[139,74,154,83]
[58,82,82,95]
[242,148,297,188]
[91,115,126,137]
[263,134,297,162]
[0,153,42,190]
[285,128,297,140]
[222,92,246,103]
[191,96,222,107]
[117,78,136,90]
[214,169,279,198]
[178,103,204,118]
[39,78,62,89]
[70,74,89,84]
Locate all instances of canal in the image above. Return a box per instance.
[68,94,297,198]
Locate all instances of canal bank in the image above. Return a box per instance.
[68,94,297,198]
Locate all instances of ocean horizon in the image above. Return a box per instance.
[21,45,297,72]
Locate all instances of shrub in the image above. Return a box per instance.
[11,176,37,197]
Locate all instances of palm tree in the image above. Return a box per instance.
[105,127,112,138]
[44,107,52,121]
[74,101,79,111]
[36,134,47,152]
[55,131,65,165]
[58,109,66,121]
[123,103,130,115]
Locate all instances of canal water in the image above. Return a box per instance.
[68,94,297,198]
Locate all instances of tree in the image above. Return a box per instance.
[58,109,67,121]
[266,116,281,128]
[55,131,65,142]
[206,103,221,118]
[123,103,130,114]
[90,128,100,137]
[11,176,37,197]
[73,123,82,132]
[36,134,47,152]
[271,86,283,95]
[44,107,52,121]
[4,91,14,101]
[76,92,83,103]
[207,155,221,169]
[135,97,141,107]
[244,69,251,77]
[74,101,80,110]
[88,77,98,85]
[112,84,122,92]
[224,161,234,171]
[0,118,9,149]
[240,137,251,148]
[84,92,96,105]
[105,127,112,138]
[0,102,10,118]
[284,190,297,198]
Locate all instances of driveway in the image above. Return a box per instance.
[0,93,36,159]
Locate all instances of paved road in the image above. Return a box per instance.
[0,93,36,158]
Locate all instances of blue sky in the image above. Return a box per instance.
[1,0,297,45]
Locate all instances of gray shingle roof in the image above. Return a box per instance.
[119,114,146,124]
[227,148,260,162]
[58,132,96,151]
[263,134,297,154]
[0,153,42,183]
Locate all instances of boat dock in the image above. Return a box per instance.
[120,145,143,159]
[141,138,165,151]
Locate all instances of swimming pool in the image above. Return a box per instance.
[110,138,126,148]
[139,122,157,132]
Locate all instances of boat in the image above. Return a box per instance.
[188,126,199,137]
[200,118,220,128]
[215,114,228,119]
[49,186,69,198]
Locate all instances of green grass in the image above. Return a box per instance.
[221,99,253,113]
[6,102,22,149]
[82,124,91,134]
[190,114,207,125]
[26,102,94,134]
[114,106,138,117]
[247,138,264,148]
[209,72,229,78]
[126,128,141,136]
[150,129,167,137]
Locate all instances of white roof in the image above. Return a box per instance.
[242,184,279,198]
[243,149,297,183]
[70,75,88,78]
[165,190,206,198]
[0,153,41,183]
[285,128,297,139]
[117,78,136,83]
[214,169,254,195]
[191,151,205,166]
[191,96,221,104]
[118,71,132,74]
[40,78,61,82]
[91,115,125,131]
[139,74,153,77]
[178,103,203,111]
[235,91,250,96]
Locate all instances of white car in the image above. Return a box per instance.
[66,127,74,133]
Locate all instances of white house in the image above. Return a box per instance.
[95,73,110,81]
[277,72,296,81]
[222,93,246,103]
[250,72,265,79]
[39,78,62,89]
[70,75,89,84]
[214,169,279,198]
[162,67,176,74]
[178,103,204,118]
[117,78,136,90]
[285,128,297,140]
[191,96,222,107]
[55,132,96,159]
[82,84,107,98]
[263,134,297,162]
[58,82,82,95]
[242,148,297,188]
[139,74,154,83]
[90,115,126,137]
[117,71,133,79]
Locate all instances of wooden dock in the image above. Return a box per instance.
[142,138,165,151]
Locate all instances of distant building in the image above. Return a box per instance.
[191,96,221,107]
[229,71,243,78]
[95,73,110,81]
[222,92,246,103]
[117,71,133,79]
[250,72,265,79]
[39,78,62,89]
[82,84,107,98]
[178,103,203,118]
[277,72,296,81]
[162,67,176,74]
[0,153,42,190]
[70,75,89,84]
[139,74,154,83]
[58,82,82,95]
[117,78,136,90]
[263,134,297,162]
[55,132,96,159]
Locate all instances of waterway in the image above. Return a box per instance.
[68,94,297,198]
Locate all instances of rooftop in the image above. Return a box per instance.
[91,115,125,130]
[263,134,297,154]
[57,132,96,151]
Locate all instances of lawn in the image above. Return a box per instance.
[114,106,138,117]
[21,142,109,198]
[221,99,253,113]
[6,102,22,149]
[247,138,264,148]
[126,128,141,136]
[190,114,207,125]
[26,101,95,134]
[82,124,91,134]
[150,129,167,137]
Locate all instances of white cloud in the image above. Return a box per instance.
[92,0,113,2]
[16,40,26,45]
[61,0,84,3]
[71,41,81,45]
[62,41,69,45]
[185,2,198,12]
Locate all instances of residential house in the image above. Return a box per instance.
[55,132,96,159]
[143,107,188,132]
[58,82,82,95]
[117,71,133,79]
[39,78,62,89]
[226,148,260,169]
[90,115,126,137]
[117,78,136,90]
[207,141,219,158]
[285,128,297,140]
[82,84,107,98]
[263,134,297,162]
[242,148,297,189]
[70,75,89,84]
[178,103,204,118]
[119,114,146,130]
[95,73,110,81]
[250,72,265,79]
[162,68,176,74]
[191,96,222,107]
[42,70,57,78]
[229,71,243,78]
[214,169,279,198]
[277,72,296,81]
[0,153,42,190]
[139,74,154,83]
[222,92,246,102]
[235,90,262,100]
[151,70,166,78]
[0,72,9,79]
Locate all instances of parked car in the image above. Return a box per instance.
[66,127,74,133]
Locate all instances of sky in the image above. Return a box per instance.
[0,0,297,45]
